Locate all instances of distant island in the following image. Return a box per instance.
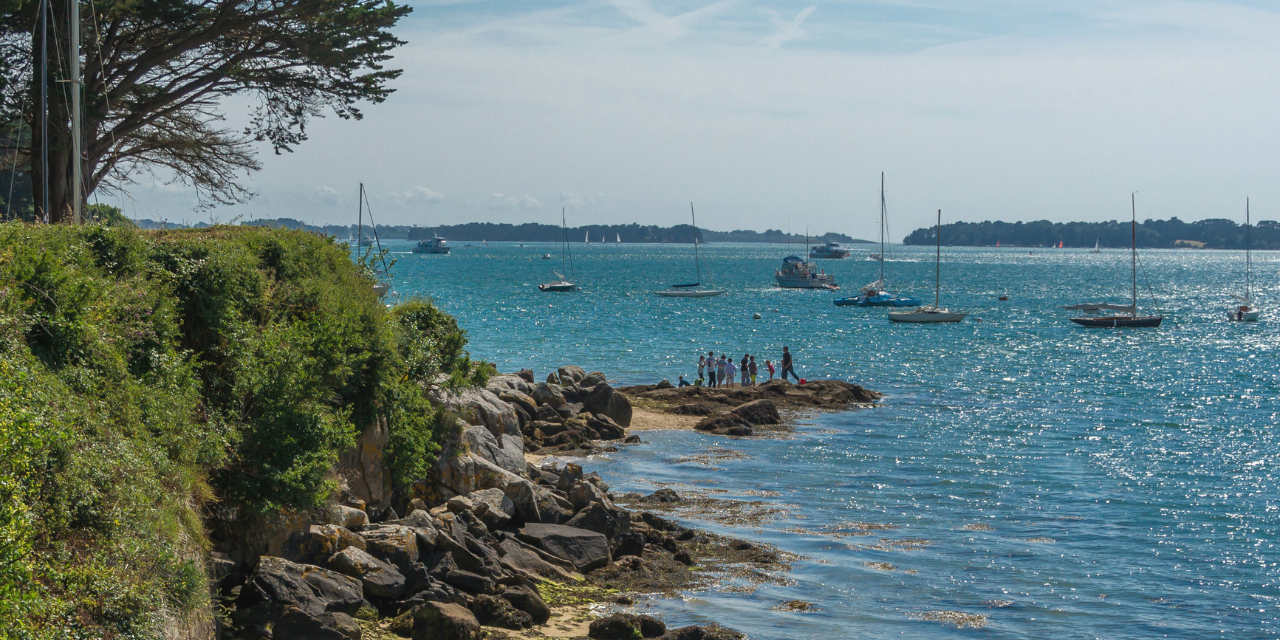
[903,218,1280,250]
[135,217,872,244]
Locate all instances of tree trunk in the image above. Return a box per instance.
[29,0,75,223]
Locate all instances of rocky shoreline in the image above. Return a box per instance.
[214,366,879,639]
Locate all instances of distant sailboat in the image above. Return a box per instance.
[655,203,725,297]
[836,173,921,307]
[1228,198,1261,321]
[616,233,621,243]
[1091,238,1101,253]
[888,210,966,323]
[540,209,578,292]
[584,230,589,243]
[1069,193,1162,328]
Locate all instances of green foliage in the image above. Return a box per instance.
[0,223,491,637]
[902,217,1280,249]
[85,204,136,228]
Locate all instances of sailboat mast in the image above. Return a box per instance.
[1130,192,1137,317]
[691,202,702,285]
[935,209,941,308]
[879,172,886,284]
[70,0,81,223]
[1246,197,1252,303]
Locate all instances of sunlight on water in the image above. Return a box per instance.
[376,241,1279,638]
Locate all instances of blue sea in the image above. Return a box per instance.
[375,239,1279,639]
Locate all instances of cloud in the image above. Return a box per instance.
[519,194,542,211]
[608,0,739,42]
[406,186,443,203]
[758,5,815,49]
[487,193,516,209]
[316,186,339,206]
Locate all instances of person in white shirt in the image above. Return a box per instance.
[724,358,737,388]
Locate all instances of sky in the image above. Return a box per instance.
[114,0,1280,240]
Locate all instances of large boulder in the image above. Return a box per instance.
[284,524,366,565]
[568,480,607,512]
[443,569,495,594]
[582,371,608,387]
[496,537,579,582]
[467,488,515,529]
[487,374,533,396]
[517,524,611,572]
[557,365,587,384]
[661,624,746,640]
[430,387,521,442]
[433,448,525,499]
[234,556,364,625]
[588,613,666,639]
[565,501,628,541]
[273,607,362,640]
[361,525,419,570]
[461,424,525,478]
[693,412,751,435]
[412,602,482,640]
[586,413,626,440]
[327,546,406,599]
[730,399,781,425]
[531,382,567,407]
[583,383,632,426]
[319,505,369,530]
[469,593,533,629]
[500,584,551,625]
[339,416,390,508]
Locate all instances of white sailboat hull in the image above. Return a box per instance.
[1228,307,1261,322]
[888,307,967,323]
[655,289,725,297]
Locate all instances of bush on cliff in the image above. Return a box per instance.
[0,223,488,638]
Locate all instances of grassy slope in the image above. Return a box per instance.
[0,224,489,639]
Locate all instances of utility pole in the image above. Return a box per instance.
[70,0,81,223]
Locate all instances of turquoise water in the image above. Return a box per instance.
[381,240,1279,638]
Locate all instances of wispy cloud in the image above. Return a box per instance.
[758,5,815,49]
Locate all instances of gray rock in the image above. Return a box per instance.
[588,613,666,639]
[582,371,608,386]
[446,496,475,513]
[546,372,560,384]
[660,624,746,640]
[412,601,482,640]
[234,556,364,620]
[557,365,587,384]
[613,532,645,558]
[730,399,781,425]
[496,537,579,582]
[565,502,626,541]
[461,424,525,478]
[531,382,566,407]
[534,405,564,424]
[361,525,419,570]
[586,413,626,440]
[555,402,585,420]
[432,447,525,498]
[502,479,543,524]
[568,480,607,512]
[487,374,533,396]
[582,383,632,426]
[321,504,369,529]
[444,569,495,594]
[517,524,611,572]
[273,607,362,640]
[467,488,515,528]
[501,584,551,625]
[555,463,584,493]
[516,369,535,383]
[327,546,407,599]
[469,593,532,629]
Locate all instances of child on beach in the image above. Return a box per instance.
[766,359,775,380]
[724,357,737,389]
[716,356,726,387]
[697,355,706,385]
[749,356,758,386]
[740,354,750,387]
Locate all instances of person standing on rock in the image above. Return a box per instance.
[740,354,749,387]
[698,355,707,386]
[781,346,800,382]
[716,355,726,387]
[765,359,775,380]
[724,356,737,389]
[749,356,758,386]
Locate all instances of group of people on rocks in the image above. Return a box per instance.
[680,346,800,388]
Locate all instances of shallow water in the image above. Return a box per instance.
[378,240,1279,638]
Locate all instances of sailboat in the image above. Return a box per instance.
[616,233,621,243]
[836,173,921,307]
[539,209,578,292]
[655,203,725,297]
[889,210,966,323]
[1091,238,1101,253]
[1069,193,1162,327]
[1228,198,1261,321]
[584,231,589,243]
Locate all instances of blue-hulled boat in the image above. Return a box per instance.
[834,173,920,308]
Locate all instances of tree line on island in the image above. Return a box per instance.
[113,216,868,244]
[902,218,1280,250]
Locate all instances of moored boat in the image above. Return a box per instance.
[775,256,836,289]
[835,173,918,307]
[541,209,578,292]
[654,203,725,297]
[888,209,965,323]
[412,234,450,254]
[1069,193,1162,328]
[1228,198,1261,322]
